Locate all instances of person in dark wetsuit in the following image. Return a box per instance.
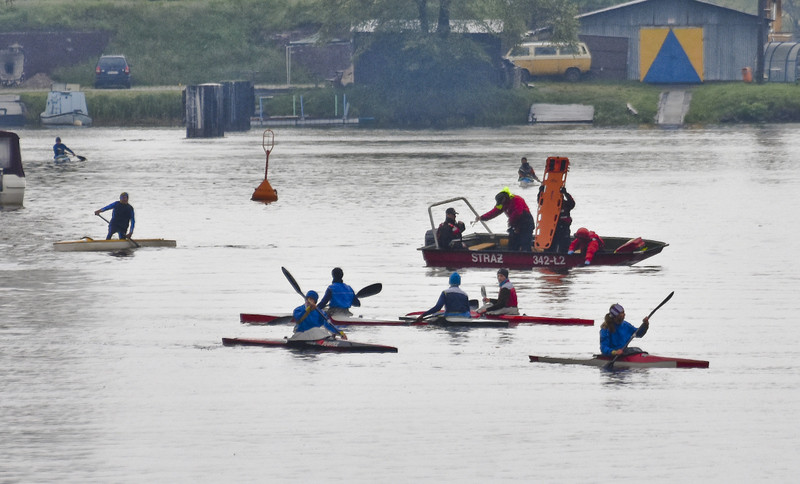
[53,137,75,160]
[517,157,541,183]
[436,207,467,249]
[538,185,576,253]
[95,192,135,240]
[317,267,360,317]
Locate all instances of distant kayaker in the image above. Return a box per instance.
[567,227,604,265]
[436,207,467,249]
[95,192,135,240]
[476,268,519,316]
[475,188,535,251]
[416,272,471,322]
[538,185,576,253]
[318,267,360,317]
[518,157,541,183]
[600,303,649,355]
[290,290,346,341]
[53,136,75,160]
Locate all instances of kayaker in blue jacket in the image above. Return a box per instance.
[317,267,360,316]
[600,303,650,355]
[416,272,471,322]
[290,290,345,341]
[94,192,135,240]
[53,137,75,160]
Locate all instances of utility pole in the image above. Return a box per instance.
[755,0,768,83]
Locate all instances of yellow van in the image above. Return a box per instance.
[504,42,591,82]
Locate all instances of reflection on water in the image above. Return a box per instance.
[2,125,800,482]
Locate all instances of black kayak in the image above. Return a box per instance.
[221,337,398,353]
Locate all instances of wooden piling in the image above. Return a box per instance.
[184,83,224,138]
[222,80,254,132]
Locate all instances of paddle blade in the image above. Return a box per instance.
[356,283,382,299]
[252,179,278,202]
[76,155,87,161]
[647,291,675,319]
[481,285,487,299]
[281,267,304,297]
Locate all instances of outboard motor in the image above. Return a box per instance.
[424,229,435,247]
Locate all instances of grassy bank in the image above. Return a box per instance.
[16,81,800,128]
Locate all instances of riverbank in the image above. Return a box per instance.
[8,81,800,128]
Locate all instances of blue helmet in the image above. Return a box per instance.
[449,272,461,286]
[306,290,319,301]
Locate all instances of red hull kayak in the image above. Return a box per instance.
[528,352,709,369]
[240,312,592,327]
[222,337,398,353]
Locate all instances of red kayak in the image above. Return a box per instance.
[222,337,398,353]
[240,312,592,327]
[528,352,709,369]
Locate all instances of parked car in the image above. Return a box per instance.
[94,55,131,88]
[504,42,591,82]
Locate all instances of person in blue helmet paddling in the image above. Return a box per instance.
[289,290,345,341]
[415,272,471,322]
[94,192,135,240]
[317,267,360,317]
[600,303,649,355]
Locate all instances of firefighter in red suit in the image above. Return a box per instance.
[568,227,604,265]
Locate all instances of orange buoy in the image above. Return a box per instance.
[252,129,278,202]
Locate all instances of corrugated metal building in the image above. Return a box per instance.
[578,0,766,82]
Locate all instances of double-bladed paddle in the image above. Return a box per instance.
[604,291,674,370]
[269,282,383,325]
[281,266,346,339]
[96,213,139,248]
[74,153,87,161]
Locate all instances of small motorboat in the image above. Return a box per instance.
[528,352,709,369]
[0,129,25,207]
[221,337,398,353]
[40,85,92,127]
[53,237,177,252]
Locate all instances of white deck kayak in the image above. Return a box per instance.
[53,237,177,252]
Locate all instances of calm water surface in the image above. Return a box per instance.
[1,125,799,482]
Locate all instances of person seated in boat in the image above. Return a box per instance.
[52,136,75,160]
[436,207,467,249]
[476,268,519,316]
[600,303,649,355]
[537,185,576,253]
[94,192,135,240]
[517,157,541,183]
[290,290,346,341]
[567,227,604,265]
[317,267,360,317]
[475,188,535,252]
[415,272,471,322]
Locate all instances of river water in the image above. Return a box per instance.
[2,124,798,482]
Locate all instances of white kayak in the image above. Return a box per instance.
[53,237,177,252]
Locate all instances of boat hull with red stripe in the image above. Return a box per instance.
[240,312,592,327]
[528,352,709,369]
[222,337,398,353]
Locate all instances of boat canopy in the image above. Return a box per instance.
[0,130,24,177]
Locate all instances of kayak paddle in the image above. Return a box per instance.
[74,154,87,161]
[604,291,674,370]
[96,213,139,247]
[356,283,382,299]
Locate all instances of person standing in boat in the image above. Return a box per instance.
[476,268,519,316]
[52,137,75,160]
[567,227,604,265]
[94,192,135,240]
[290,290,346,341]
[538,185,576,253]
[415,272,471,322]
[518,157,541,183]
[600,303,649,355]
[436,207,467,249]
[476,188,535,251]
[317,267,360,317]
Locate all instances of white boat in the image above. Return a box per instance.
[53,237,177,252]
[0,94,25,127]
[40,84,92,127]
[0,130,25,207]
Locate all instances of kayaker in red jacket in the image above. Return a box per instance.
[568,227,604,265]
[476,268,519,316]
[476,188,535,251]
